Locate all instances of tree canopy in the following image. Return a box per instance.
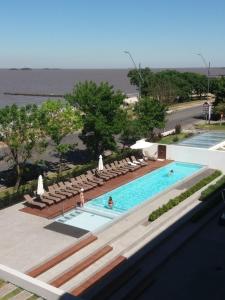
[39,100,82,174]
[127,68,208,103]
[66,81,125,155]
[0,104,45,187]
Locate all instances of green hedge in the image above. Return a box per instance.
[199,175,225,201]
[190,175,225,222]
[148,170,222,222]
[0,148,138,209]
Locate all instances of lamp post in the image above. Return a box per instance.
[197,53,211,123]
[197,53,211,101]
[124,50,143,99]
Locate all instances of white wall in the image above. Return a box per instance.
[166,144,225,172]
[0,264,76,300]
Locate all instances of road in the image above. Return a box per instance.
[165,105,202,130]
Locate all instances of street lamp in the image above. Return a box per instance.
[197,53,211,124]
[124,50,143,99]
[197,53,211,102]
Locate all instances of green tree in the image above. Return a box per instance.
[66,81,125,155]
[134,98,166,139]
[40,100,82,175]
[0,104,45,188]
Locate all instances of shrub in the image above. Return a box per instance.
[175,124,181,134]
[172,136,179,142]
[148,170,221,222]
[199,175,225,201]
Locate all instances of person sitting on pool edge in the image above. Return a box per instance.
[108,196,114,209]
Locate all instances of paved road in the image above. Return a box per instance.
[165,105,202,130]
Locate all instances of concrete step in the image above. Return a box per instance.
[50,245,113,288]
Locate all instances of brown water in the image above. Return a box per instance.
[0,68,224,107]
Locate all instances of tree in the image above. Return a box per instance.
[40,100,82,175]
[0,104,45,188]
[134,98,166,139]
[66,81,125,155]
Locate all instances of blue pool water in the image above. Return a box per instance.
[85,162,203,214]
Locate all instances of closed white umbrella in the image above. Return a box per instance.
[37,175,45,196]
[130,139,154,149]
[98,155,104,171]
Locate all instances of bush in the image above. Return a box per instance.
[172,135,179,142]
[148,170,221,222]
[199,175,225,201]
[175,124,181,134]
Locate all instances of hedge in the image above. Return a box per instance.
[199,175,225,201]
[148,170,222,222]
[0,148,139,209]
[190,175,225,222]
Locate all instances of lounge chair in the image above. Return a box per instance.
[114,160,130,172]
[39,195,55,205]
[71,177,93,191]
[77,175,98,188]
[48,186,68,199]
[105,164,121,176]
[93,169,111,180]
[119,159,138,171]
[85,171,104,185]
[125,157,141,169]
[110,162,128,174]
[131,155,148,166]
[24,194,46,209]
[60,181,80,194]
[79,174,100,186]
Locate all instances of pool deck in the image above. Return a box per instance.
[21,160,171,219]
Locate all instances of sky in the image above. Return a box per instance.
[0,0,225,68]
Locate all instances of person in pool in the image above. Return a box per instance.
[168,169,174,176]
[108,196,114,209]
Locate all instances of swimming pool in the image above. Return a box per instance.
[85,161,202,214]
[55,161,203,232]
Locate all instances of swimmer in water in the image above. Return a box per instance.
[168,169,174,176]
[108,196,114,209]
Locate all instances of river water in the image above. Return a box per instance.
[0,68,224,107]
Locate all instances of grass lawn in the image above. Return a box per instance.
[195,123,225,131]
[159,132,191,144]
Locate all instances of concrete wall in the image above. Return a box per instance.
[0,264,78,300]
[166,144,225,172]
[143,143,225,172]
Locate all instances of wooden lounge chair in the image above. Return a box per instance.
[24,194,46,209]
[105,164,121,176]
[93,169,111,180]
[80,174,103,186]
[119,159,138,171]
[114,160,130,172]
[110,162,128,174]
[71,177,93,191]
[131,155,148,166]
[39,195,55,205]
[48,186,68,199]
[77,174,98,188]
[52,184,73,198]
[125,157,141,169]
[85,172,104,185]
[61,181,80,194]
